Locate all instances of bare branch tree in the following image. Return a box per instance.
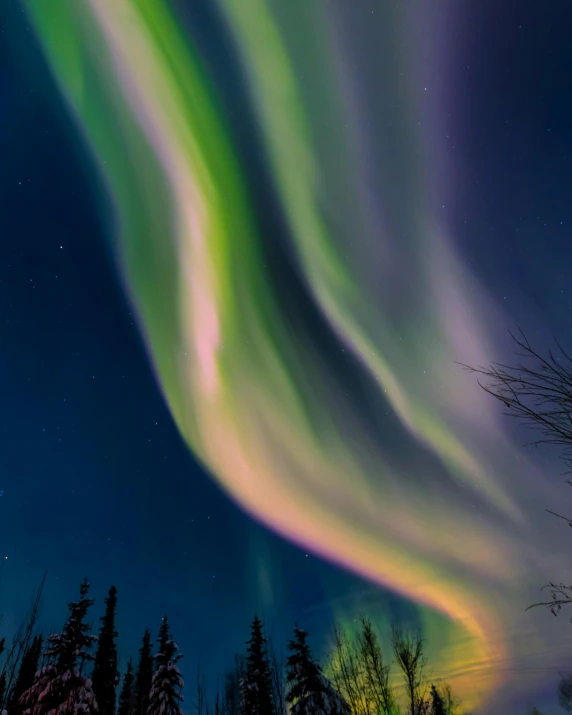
[194,665,209,715]
[464,329,572,616]
[221,655,244,715]
[526,581,572,618]
[0,572,46,712]
[267,637,287,715]
[461,328,572,468]
[213,687,221,715]
[390,627,426,715]
[356,616,398,715]
[327,624,370,715]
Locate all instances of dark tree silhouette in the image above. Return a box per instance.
[222,655,245,715]
[240,616,275,715]
[0,574,46,713]
[194,666,208,715]
[117,660,135,715]
[8,634,44,715]
[327,626,369,715]
[0,672,6,708]
[356,616,398,715]
[92,586,119,715]
[267,637,286,715]
[19,579,98,715]
[429,685,446,715]
[391,626,427,715]
[463,329,572,464]
[148,616,184,715]
[437,683,468,715]
[286,625,350,715]
[133,630,153,715]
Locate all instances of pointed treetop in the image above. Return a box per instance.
[286,624,350,715]
[133,629,154,715]
[92,585,120,715]
[8,634,44,715]
[19,580,98,715]
[148,616,184,715]
[117,659,135,715]
[240,615,275,715]
[429,685,447,715]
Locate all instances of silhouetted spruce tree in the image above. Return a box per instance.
[429,685,446,715]
[286,625,350,715]
[8,634,44,715]
[19,579,98,715]
[148,616,183,715]
[117,660,135,715]
[240,616,275,715]
[92,586,119,715]
[133,630,153,715]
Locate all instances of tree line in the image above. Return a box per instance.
[0,577,472,715]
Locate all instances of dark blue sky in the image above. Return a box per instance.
[2,1,572,712]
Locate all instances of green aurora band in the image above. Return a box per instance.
[25,1,572,710]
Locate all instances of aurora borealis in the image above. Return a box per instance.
[4,0,572,712]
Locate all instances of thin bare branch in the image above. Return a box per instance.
[0,572,46,712]
[526,583,572,619]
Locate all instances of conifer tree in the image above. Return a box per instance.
[148,616,184,715]
[19,579,98,715]
[8,634,44,715]
[286,625,350,715]
[92,586,119,715]
[240,616,275,715]
[429,685,447,715]
[133,631,153,715]
[117,660,135,715]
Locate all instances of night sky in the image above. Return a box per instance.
[2,1,572,713]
